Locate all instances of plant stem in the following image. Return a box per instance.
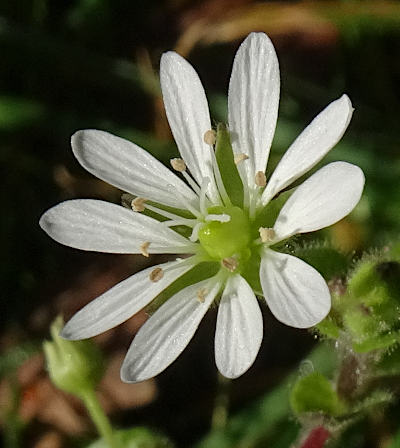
[82,390,118,448]
[211,373,230,431]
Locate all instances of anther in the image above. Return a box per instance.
[203,129,216,146]
[170,158,186,172]
[255,171,267,187]
[131,197,147,212]
[149,267,164,282]
[197,288,207,303]
[259,227,276,243]
[234,153,249,165]
[222,257,238,272]
[140,241,150,257]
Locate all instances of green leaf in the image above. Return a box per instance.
[290,372,346,417]
[347,261,389,306]
[294,242,349,279]
[88,427,174,448]
[352,331,400,354]
[215,124,243,207]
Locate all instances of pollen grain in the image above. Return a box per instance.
[149,267,164,282]
[131,197,147,212]
[140,241,150,257]
[255,171,267,187]
[203,129,216,146]
[170,158,186,172]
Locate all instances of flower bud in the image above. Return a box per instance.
[43,316,104,397]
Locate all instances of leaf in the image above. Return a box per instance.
[290,372,346,417]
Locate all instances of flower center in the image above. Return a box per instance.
[198,206,251,260]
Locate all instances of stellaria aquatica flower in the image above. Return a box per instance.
[40,32,365,382]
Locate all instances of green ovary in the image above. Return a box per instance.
[198,206,251,260]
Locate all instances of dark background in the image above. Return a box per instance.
[1,1,400,447]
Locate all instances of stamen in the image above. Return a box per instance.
[222,257,238,272]
[182,171,201,195]
[149,267,164,282]
[205,214,231,223]
[162,219,197,228]
[249,187,262,221]
[189,222,203,242]
[203,129,216,146]
[200,177,210,216]
[170,158,186,172]
[259,227,276,243]
[167,184,202,218]
[197,288,207,303]
[131,197,147,212]
[140,241,150,257]
[255,171,267,187]
[145,203,197,227]
[209,147,231,206]
[234,153,249,165]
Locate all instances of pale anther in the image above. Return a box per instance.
[140,241,150,258]
[197,288,207,303]
[131,197,147,212]
[149,267,164,282]
[170,158,186,172]
[234,153,249,165]
[255,171,267,187]
[203,129,216,146]
[259,227,276,243]
[222,257,238,272]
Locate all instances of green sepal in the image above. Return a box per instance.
[215,123,243,207]
[316,316,341,340]
[88,427,174,448]
[290,372,346,417]
[240,248,262,295]
[254,189,293,231]
[43,316,104,398]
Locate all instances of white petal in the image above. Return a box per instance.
[160,52,220,204]
[228,32,280,186]
[215,275,263,379]
[273,162,365,241]
[39,199,196,254]
[262,95,353,204]
[260,249,330,328]
[72,130,197,208]
[61,259,195,340]
[121,277,222,383]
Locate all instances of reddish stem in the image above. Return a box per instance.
[300,426,331,448]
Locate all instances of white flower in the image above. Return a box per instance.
[40,32,365,382]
